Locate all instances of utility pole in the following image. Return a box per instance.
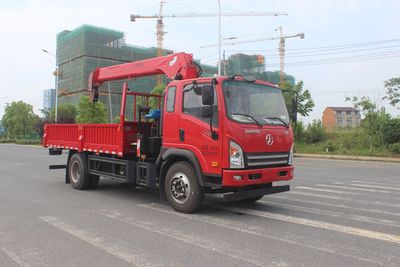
[42,49,62,122]
[222,50,228,76]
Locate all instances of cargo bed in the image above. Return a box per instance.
[43,122,141,157]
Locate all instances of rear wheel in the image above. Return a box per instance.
[68,153,90,190]
[165,162,204,213]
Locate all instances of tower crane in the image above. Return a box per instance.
[201,27,304,87]
[130,0,287,85]
[276,27,304,87]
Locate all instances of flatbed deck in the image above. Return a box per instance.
[43,122,139,157]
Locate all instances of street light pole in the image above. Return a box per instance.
[42,49,58,123]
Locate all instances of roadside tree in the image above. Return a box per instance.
[76,96,108,124]
[149,84,165,109]
[283,81,315,120]
[49,104,76,123]
[383,77,400,109]
[1,101,37,138]
[346,96,389,151]
[305,119,325,143]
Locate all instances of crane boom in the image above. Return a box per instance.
[88,52,199,102]
[130,11,287,21]
[201,33,304,48]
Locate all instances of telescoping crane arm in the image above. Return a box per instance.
[88,52,200,102]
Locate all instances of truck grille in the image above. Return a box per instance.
[245,152,289,168]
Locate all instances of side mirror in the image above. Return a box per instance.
[202,85,214,106]
[292,98,298,124]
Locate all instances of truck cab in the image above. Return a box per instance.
[158,75,293,211]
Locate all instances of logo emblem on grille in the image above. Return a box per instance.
[266,134,274,146]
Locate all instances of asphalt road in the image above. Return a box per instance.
[0,144,399,267]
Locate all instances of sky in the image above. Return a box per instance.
[0,0,399,123]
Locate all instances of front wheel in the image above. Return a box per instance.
[165,162,204,213]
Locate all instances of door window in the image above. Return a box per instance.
[166,86,176,112]
[182,84,218,126]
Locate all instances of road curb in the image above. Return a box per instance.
[0,143,42,149]
[295,153,400,163]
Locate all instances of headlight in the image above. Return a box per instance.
[288,144,294,165]
[230,140,244,169]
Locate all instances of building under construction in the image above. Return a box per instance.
[224,53,295,85]
[57,24,173,118]
[56,24,294,119]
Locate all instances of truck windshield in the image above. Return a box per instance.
[223,80,290,126]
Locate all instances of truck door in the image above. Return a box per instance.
[162,86,178,144]
[178,82,222,175]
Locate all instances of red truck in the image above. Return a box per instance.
[43,52,294,213]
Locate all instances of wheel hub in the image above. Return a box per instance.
[170,172,191,204]
[70,161,80,183]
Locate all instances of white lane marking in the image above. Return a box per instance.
[137,203,390,266]
[350,183,400,191]
[12,162,26,167]
[268,195,400,217]
[95,210,268,267]
[259,200,400,228]
[220,206,400,244]
[289,190,400,208]
[40,216,160,267]
[289,191,342,200]
[296,186,358,195]
[1,247,30,267]
[315,184,391,194]
[352,180,400,187]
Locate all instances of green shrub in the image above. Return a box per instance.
[15,140,41,145]
[382,118,400,145]
[305,120,326,143]
[324,141,338,152]
[0,139,16,143]
[388,143,400,154]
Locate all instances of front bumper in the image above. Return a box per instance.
[222,185,290,202]
[222,165,294,187]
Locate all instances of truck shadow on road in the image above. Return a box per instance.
[88,179,283,216]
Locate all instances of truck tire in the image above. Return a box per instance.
[68,153,90,190]
[165,161,204,213]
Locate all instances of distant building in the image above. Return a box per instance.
[223,53,295,86]
[0,124,5,135]
[43,88,55,110]
[322,107,361,130]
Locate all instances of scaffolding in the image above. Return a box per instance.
[226,53,295,86]
[56,24,173,119]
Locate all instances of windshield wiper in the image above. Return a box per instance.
[231,113,262,127]
[264,117,289,128]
